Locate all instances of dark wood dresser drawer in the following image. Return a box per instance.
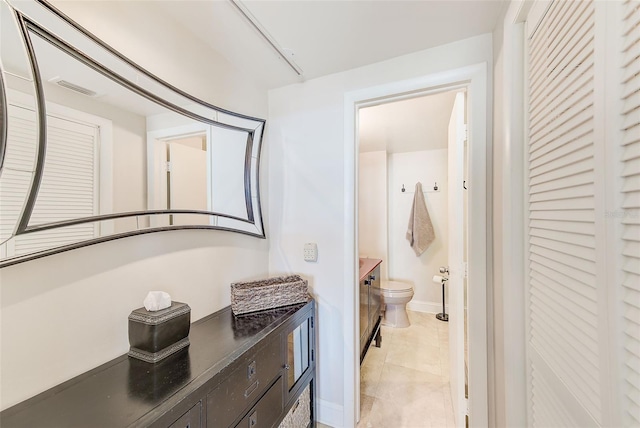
[206,336,282,427]
[168,401,201,428]
[235,377,283,428]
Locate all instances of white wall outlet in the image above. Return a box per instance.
[304,243,318,262]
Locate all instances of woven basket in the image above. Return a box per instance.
[230,275,308,315]
[278,383,311,428]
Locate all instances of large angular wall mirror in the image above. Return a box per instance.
[0,0,266,267]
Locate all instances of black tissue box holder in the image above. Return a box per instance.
[128,302,191,363]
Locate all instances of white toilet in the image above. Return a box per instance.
[380,280,414,328]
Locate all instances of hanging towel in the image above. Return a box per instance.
[406,182,436,256]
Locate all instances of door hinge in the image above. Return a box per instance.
[463,124,468,141]
[310,317,314,329]
[463,262,468,279]
[166,161,172,172]
[311,349,314,362]
[465,397,469,416]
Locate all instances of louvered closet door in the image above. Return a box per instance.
[621,1,640,425]
[526,0,606,426]
[15,115,99,255]
[0,105,99,257]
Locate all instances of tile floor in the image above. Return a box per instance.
[318,310,454,428]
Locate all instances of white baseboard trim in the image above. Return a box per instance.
[317,399,343,428]
[407,299,448,314]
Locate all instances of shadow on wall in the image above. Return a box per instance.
[0,230,268,308]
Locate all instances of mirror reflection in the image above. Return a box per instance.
[0,1,265,265]
[287,319,310,391]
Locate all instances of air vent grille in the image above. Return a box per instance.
[50,78,97,97]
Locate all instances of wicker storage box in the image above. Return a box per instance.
[231,275,308,315]
[279,383,311,428]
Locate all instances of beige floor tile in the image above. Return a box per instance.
[373,363,444,401]
[366,397,435,428]
[440,348,450,381]
[356,394,376,427]
[442,385,456,428]
[391,322,440,347]
[357,310,454,428]
[363,339,389,366]
[380,324,396,339]
[361,357,384,397]
[407,311,441,328]
[385,339,442,376]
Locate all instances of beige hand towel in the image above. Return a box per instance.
[406,182,436,256]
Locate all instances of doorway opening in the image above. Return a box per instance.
[356,88,467,427]
[344,64,489,427]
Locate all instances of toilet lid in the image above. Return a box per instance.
[381,280,413,292]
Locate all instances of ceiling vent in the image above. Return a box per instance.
[48,77,98,97]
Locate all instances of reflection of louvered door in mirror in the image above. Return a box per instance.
[286,318,310,391]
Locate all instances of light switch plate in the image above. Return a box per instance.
[304,243,318,262]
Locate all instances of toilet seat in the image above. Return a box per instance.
[381,280,413,293]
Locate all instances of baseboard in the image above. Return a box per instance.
[317,398,343,427]
[406,299,448,314]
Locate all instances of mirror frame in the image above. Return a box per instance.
[0,0,266,267]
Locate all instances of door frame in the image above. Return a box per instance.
[146,123,212,223]
[343,63,489,427]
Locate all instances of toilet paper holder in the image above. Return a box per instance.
[435,266,449,322]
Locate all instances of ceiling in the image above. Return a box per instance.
[156,0,506,89]
[359,90,459,154]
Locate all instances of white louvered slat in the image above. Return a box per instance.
[0,104,99,256]
[527,0,604,424]
[530,218,596,235]
[28,116,96,230]
[0,105,39,242]
[531,362,586,427]
[621,1,640,424]
[529,182,595,203]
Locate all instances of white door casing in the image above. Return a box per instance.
[345,64,488,427]
[448,91,466,427]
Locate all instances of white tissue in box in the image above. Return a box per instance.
[143,291,171,311]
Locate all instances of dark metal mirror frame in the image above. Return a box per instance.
[0,0,266,268]
[0,61,6,173]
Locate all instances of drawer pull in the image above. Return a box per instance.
[247,361,256,379]
[284,364,290,370]
[244,380,259,398]
[249,411,257,427]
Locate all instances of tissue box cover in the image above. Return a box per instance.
[128,302,191,363]
[230,275,308,315]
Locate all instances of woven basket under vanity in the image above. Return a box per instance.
[230,275,308,315]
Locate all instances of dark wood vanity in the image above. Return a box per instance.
[359,258,382,363]
[0,300,316,428]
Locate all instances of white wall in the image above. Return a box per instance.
[267,33,493,426]
[0,1,269,410]
[358,148,451,311]
[358,151,388,280]
[388,150,448,311]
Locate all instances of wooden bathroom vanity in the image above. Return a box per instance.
[0,300,316,428]
[359,258,382,363]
